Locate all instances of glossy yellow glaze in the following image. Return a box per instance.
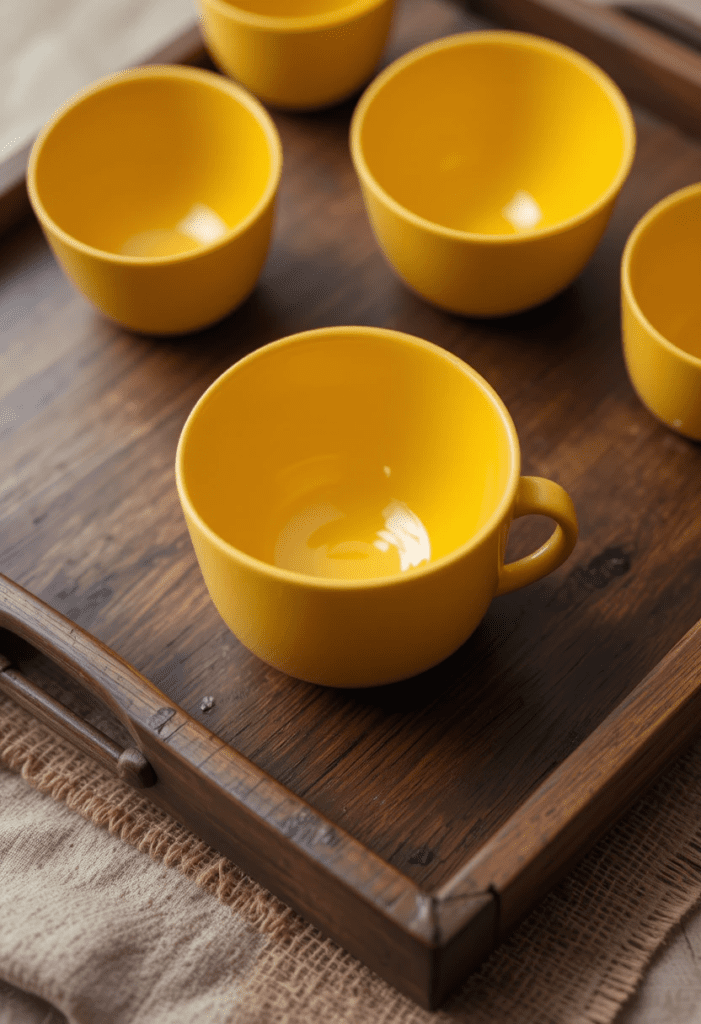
[197,0,396,111]
[622,182,701,440]
[176,326,578,686]
[27,65,282,335]
[350,31,635,317]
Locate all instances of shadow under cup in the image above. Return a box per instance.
[176,328,578,687]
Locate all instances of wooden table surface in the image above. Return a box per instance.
[4,0,701,1018]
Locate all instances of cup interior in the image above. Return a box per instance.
[178,329,517,582]
[355,33,632,236]
[31,69,277,259]
[625,186,701,360]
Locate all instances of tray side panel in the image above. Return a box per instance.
[132,720,444,1007]
[438,617,701,943]
[0,573,463,1009]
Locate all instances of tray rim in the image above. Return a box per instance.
[4,571,701,1008]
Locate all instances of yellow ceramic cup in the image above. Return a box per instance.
[176,326,578,687]
[27,65,282,335]
[196,0,396,111]
[622,182,701,440]
[350,31,636,317]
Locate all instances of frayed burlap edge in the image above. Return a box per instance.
[0,691,301,944]
[444,743,701,1024]
[219,740,701,1024]
[5,684,701,1024]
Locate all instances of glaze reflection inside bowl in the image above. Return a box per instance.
[120,203,230,257]
[179,330,511,582]
[270,470,431,580]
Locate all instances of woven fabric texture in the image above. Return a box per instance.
[2,688,701,1024]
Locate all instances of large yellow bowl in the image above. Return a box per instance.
[622,182,701,440]
[350,31,636,317]
[27,65,282,335]
[197,0,396,111]
[176,326,578,687]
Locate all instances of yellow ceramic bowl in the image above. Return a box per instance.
[622,182,701,440]
[176,326,578,687]
[350,31,636,317]
[197,0,396,111]
[27,65,282,335]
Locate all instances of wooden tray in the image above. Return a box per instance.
[3,0,701,1009]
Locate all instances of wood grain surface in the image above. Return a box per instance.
[4,0,701,1007]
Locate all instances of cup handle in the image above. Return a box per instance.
[496,476,578,597]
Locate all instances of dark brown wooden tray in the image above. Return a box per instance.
[3,0,701,1009]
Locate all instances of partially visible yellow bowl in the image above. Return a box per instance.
[350,31,636,317]
[197,0,396,111]
[176,325,578,687]
[622,182,701,440]
[27,65,282,335]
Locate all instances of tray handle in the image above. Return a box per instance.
[0,574,156,788]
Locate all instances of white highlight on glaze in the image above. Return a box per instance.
[373,500,431,572]
[177,203,228,244]
[502,189,542,230]
[120,204,228,256]
[274,498,430,577]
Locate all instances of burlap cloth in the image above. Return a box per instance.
[2,689,701,1024]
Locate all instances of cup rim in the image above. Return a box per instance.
[349,30,636,246]
[175,325,522,591]
[197,0,391,32]
[621,180,701,368]
[26,64,283,267]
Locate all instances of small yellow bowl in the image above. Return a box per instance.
[176,326,578,687]
[350,31,636,317]
[27,65,282,335]
[622,182,701,440]
[197,0,396,111]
